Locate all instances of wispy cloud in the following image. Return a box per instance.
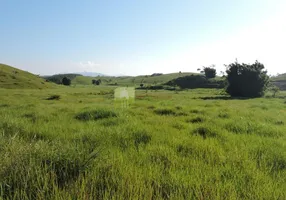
[70,61,101,72]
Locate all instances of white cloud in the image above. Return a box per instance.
[78,61,101,71]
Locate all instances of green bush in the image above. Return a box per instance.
[62,77,71,86]
[165,75,224,89]
[226,60,269,97]
[203,65,216,79]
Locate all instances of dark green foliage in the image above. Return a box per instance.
[154,108,176,116]
[226,60,269,97]
[44,74,81,84]
[149,85,164,90]
[133,131,151,150]
[275,121,284,125]
[151,73,163,77]
[62,77,71,86]
[0,104,9,108]
[165,75,224,89]
[192,127,217,139]
[92,79,101,85]
[187,117,204,123]
[190,109,205,114]
[203,65,216,79]
[75,109,117,121]
[136,85,164,90]
[46,95,60,100]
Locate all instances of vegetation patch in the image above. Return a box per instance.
[22,113,37,123]
[251,144,286,173]
[75,109,117,121]
[150,154,171,170]
[190,109,205,114]
[274,120,284,125]
[187,116,205,123]
[0,104,9,108]
[147,105,156,110]
[218,112,230,119]
[192,127,217,139]
[175,111,188,116]
[133,131,151,150]
[154,108,176,116]
[172,123,186,130]
[175,106,182,110]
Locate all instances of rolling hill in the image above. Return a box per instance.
[72,72,197,86]
[0,63,56,89]
[271,73,286,90]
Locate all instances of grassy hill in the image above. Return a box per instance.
[43,74,82,84]
[72,72,197,86]
[271,73,286,90]
[271,73,286,81]
[0,63,56,89]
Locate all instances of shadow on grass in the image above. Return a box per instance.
[193,96,250,100]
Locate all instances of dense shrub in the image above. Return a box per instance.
[62,77,71,86]
[226,60,269,97]
[92,79,101,85]
[44,74,80,84]
[203,65,216,79]
[165,75,223,89]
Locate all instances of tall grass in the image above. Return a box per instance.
[0,87,285,199]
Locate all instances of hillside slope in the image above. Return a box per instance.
[43,74,82,84]
[271,73,286,90]
[72,72,197,86]
[0,63,56,89]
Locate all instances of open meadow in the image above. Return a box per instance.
[0,87,285,199]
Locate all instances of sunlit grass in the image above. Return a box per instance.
[0,87,285,199]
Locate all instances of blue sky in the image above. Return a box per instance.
[1,0,285,76]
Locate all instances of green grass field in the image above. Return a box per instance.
[0,86,285,199]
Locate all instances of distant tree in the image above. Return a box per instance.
[151,73,163,77]
[95,80,100,85]
[203,65,216,79]
[140,83,144,88]
[225,60,269,97]
[62,77,71,86]
[92,79,100,85]
[220,71,225,77]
